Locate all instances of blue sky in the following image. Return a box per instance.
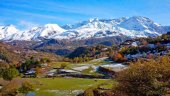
[0,0,170,29]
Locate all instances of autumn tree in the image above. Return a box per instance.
[112,53,127,62]
[2,67,19,81]
[114,56,170,96]
[60,63,67,69]
[18,81,34,94]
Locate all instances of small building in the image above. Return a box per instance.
[24,69,36,78]
[131,41,141,47]
[101,48,108,51]
[60,69,78,74]
[131,42,138,47]
[25,69,36,74]
[41,63,48,67]
[46,72,55,77]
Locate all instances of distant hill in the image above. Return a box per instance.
[0,42,64,66]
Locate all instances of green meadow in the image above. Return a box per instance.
[28,78,110,96]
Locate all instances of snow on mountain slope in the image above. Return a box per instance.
[37,24,66,37]
[0,25,19,40]
[29,24,66,40]
[118,16,163,33]
[0,16,169,41]
[61,16,164,39]
[7,24,66,41]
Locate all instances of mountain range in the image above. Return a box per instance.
[0,16,170,41]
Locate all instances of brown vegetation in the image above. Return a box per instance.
[112,56,170,96]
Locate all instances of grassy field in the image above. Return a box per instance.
[28,78,110,96]
[47,57,111,76]
[25,58,112,96]
[50,57,110,68]
[50,62,72,68]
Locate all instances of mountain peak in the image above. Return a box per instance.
[0,16,169,41]
[45,24,60,28]
[44,24,66,31]
[128,16,152,23]
[88,18,99,22]
[0,24,19,40]
[118,16,161,31]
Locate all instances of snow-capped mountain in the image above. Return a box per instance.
[0,25,20,40]
[0,16,170,41]
[6,24,66,41]
[62,16,166,39]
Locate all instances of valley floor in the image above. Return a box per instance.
[30,78,109,96]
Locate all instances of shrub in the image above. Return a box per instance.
[84,87,95,96]
[60,63,67,69]
[18,81,34,94]
[20,58,41,72]
[2,67,19,81]
[120,47,138,55]
[0,80,34,96]
[156,45,168,52]
[115,56,170,96]
[112,53,127,62]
